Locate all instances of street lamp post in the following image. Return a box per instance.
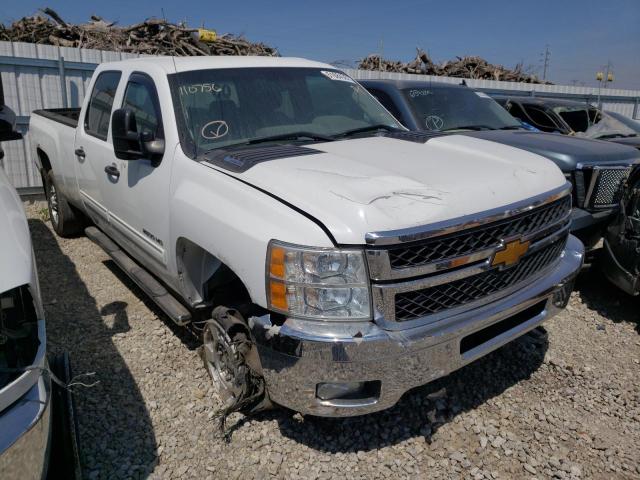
[596,61,614,109]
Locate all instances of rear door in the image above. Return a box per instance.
[106,72,171,270]
[74,70,122,228]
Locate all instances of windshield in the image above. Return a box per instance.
[552,106,599,133]
[403,87,521,131]
[170,67,402,156]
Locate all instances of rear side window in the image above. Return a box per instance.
[84,71,122,140]
[122,73,163,139]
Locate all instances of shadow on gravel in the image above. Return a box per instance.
[575,261,640,334]
[102,260,201,350]
[28,219,158,478]
[234,328,548,453]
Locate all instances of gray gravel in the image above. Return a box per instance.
[25,201,640,479]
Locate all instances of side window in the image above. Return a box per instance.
[84,71,122,140]
[523,105,560,132]
[122,74,163,139]
[367,89,403,123]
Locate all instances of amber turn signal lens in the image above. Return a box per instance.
[269,280,288,311]
[269,245,286,279]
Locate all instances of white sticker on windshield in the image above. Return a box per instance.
[475,91,491,99]
[320,71,355,83]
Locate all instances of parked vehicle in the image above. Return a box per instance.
[0,97,53,480]
[360,79,640,249]
[30,57,583,417]
[602,167,640,295]
[0,86,80,479]
[494,96,640,150]
[599,111,640,149]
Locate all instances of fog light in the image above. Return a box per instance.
[316,382,366,401]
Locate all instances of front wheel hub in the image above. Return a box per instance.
[202,319,247,405]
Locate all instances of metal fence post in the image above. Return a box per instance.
[58,55,68,108]
[634,98,639,120]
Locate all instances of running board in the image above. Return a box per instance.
[85,226,192,325]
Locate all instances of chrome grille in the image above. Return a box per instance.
[394,235,567,321]
[388,196,571,269]
[586,167,631,208]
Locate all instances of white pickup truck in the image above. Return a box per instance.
[29,56,584,417]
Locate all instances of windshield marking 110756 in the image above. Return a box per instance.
[170,67,402,158]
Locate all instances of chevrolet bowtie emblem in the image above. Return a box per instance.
[491,238,530,268]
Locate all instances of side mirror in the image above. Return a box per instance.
[112,108,164,161]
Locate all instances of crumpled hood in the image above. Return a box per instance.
[463,130,640,171]
[234,135,566,244]
[0,169,32,293]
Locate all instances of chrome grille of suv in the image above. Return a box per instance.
[394,235,567,321]
[388,196,571,269]
[585,167,631,208]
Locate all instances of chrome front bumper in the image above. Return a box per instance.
[250,235,584,417]
[0,320,51,479]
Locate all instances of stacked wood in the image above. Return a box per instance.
[359,49,549,84]
[0,8,278,56]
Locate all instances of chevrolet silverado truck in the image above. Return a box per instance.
[361,79,640,249]
[29,57,583,417]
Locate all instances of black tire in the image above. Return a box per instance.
[44,169,82,237]
[47,352,82,480]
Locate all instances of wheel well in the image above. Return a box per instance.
[176,238,256,316]
[37,148,52,173]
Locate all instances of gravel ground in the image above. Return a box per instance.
[24,201,640,480]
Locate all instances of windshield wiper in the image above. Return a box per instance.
[246,131,335,145]
[334,124,403,138]
[497,125,523,130]
[442,125,494,131]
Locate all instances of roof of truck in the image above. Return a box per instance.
[98,55,334,73]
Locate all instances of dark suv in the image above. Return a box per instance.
[361,79,640,249]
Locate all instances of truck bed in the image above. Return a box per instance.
[32,108,81,129]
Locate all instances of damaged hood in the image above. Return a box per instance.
[463,130,640,171]
[234,135,565,244]
[0,169,32,293]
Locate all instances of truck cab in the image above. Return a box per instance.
[29,57,584,417]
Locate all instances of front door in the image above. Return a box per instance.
[74,70,123,230]
[106,72,171,273]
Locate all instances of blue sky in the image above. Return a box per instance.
[2,0,639,89]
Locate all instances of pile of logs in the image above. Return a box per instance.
[0,9,278,57]
[359,49,548,84]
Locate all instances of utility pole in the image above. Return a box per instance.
[378,37,384,72]
[541,45,551,81]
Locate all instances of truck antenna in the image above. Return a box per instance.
[161,8,193,156]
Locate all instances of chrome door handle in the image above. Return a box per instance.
[104,164,120,178]
[74,148,86,159]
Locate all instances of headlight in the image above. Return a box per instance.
[266,241,371,320]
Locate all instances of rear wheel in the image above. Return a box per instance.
[44,170,82,237]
